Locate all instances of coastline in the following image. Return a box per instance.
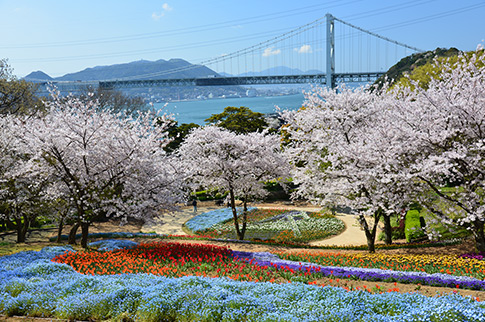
[158,92,302,104]
[155,93,305,125]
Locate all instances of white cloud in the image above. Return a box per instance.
[152,3,172,20]
[295,44,313,54]
[162,3,172,11]
[152,12,164,20]
[262,47,281,57]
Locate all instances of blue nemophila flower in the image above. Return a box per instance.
[1,247,485,321]
[185,207,255,232]
[88,239,138,251]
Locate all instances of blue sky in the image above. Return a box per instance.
[1,0,484,78]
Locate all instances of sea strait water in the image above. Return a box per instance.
[153,93,305,125]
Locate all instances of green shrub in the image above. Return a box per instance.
[193,189,227,201]
[263,180,280,191]
[31,215,53,228]
[405,210,425,242]
[378,226,405,241]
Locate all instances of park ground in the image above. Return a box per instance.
[1,200,484,321]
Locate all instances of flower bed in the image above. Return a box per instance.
[185,207,255,232]
[244,217,344,233]
[206,208,345,242]
[1,245,484,320]
[53,242,235,277]
[237,251,485,291]
[49,231,163,242]
[88,239,139,251]
[49,241,485,290]
[274,251,485,280]
[52,241,485,291]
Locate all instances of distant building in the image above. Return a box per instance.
[246,89,257,97]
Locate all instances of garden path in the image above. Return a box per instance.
[255,203,368,245]
[141,202,221,236]
[308,214,367,246]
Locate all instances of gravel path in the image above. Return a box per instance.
[309,214,367,246]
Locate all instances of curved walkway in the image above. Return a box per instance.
[141,204,220,236]
[309,214,367,246]
[142,202,368,247]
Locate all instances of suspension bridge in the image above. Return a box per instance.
[39,13,423,93]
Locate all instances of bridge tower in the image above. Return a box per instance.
[326,13,335,89]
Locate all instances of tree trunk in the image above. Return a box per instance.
[359,211,382,253]
[241,198,249,240]
[56,216,65,244]
[16,218,26,243]
[20,216,30,244]
[472,220,485,253]
[365,233,376,253]
[229,190,243,240]
[68,222,80,245]
[383,214,392,245]
[14,208,31,243]
[80,222,90,248]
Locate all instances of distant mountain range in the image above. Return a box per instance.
[24,71,53,81]
[23,59,219,82]
[24,61,323,83]
[22,59,322,102]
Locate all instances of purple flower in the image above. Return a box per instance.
[459,252,485,261]
[233,251,485,291]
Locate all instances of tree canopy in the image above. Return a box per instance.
[179,126,289,240]
[373,47,460,90]
[0,58,43,115]
[0,92,184,247]
[78,86,149,115]
[204,106,268,134]
[283,45,485,252]
[392,48,485,90]
[163,121,200,153]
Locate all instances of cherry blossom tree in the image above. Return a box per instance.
[20,91,184,247]
[282,85,414,252]
[0,115,52,242]
[178,126,289,240]
[388,46,485,252]
[283,46,485,253]
[1,116,75,243]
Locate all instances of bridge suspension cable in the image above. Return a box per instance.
[109,13,422,82]
[331,15,424,53]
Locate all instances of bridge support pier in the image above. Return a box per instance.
[326,13,335,89]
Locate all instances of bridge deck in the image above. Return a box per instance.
[36,72,385,92]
